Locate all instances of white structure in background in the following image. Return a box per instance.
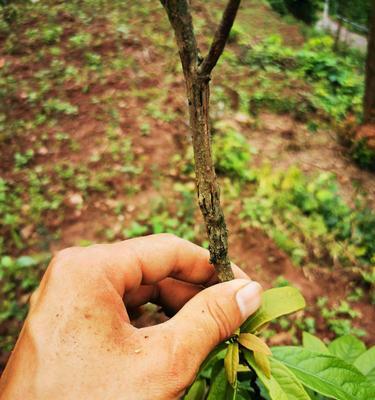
[316,0,368,51]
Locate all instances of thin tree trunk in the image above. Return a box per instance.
[160,0,241,282]
[364,1,375,124]
[187,74,233,282]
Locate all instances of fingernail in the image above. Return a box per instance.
[236,281,262,319]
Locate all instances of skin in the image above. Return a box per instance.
[0,234,262,400]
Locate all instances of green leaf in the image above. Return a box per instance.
[184,379,206,400]
[254,351,271,378]
[354,346,375,381]
[238,333,271,355]
[272,346,375,400]
[224,342,239,387]
[16,256,37,268]
[328,335,366,364]
[242,287,306,333]
[302,332,329,354]
[244,351,311,400]
[198,342,227,378]
[207,367,236,400]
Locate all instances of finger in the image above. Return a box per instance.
[125,285,157,308]
[124,266,250,311]
[76,234,247,297]
[157,264,249,314]
[125,279,202,318]
[165,279,262,369]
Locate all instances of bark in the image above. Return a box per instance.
[364,2,375,124]
[199,0,241,75]
[160,0,241,282]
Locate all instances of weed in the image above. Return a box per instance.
[318,298,366,338]
[243,34,364,120]
[43,99,78,116]
[69,32,93,49]
[240,165,375,270]
[14,149,34,169]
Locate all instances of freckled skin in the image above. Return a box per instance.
[0,234,261,400]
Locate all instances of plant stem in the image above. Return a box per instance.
[160,0,241,282]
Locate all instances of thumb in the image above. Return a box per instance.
[167,279,262,367]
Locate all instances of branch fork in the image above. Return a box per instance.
[160,0,241,282]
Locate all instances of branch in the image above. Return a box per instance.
[161,0,239,282]
[160,0,198,77]
[199,0,241,76]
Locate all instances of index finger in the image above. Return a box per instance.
[73,233,247,296]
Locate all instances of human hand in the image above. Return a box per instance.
[0,234,262,400]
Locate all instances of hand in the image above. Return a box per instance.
[0,234,262,400]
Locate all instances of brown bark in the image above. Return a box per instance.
[160,0,241,282]
[364,2,375,124]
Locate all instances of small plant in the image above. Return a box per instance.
[68,32,93,49]
[239,164,375,270]
[244,34,364,121]
[212,125,255,181]
[14,149,34,169]
[317,297,366,338]
[351,138,375,170]
[0,254,48,353]
[41,25,63,44]
[185,288,375,399]
[43,98,78,115]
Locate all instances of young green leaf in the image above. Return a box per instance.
[184,379,206,400]
[353,346,375,381]
[198,342,227,378]
[207,367,236,400]
[224,342,239,387]
[328,335,366,364]
[238,333,272,355]
[254,351,271,378]
[302,332,329,354]
[241,287,305,333]
[272,346,375,400]
[244,351,310,400]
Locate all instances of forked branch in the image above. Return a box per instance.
[161,0,241,282]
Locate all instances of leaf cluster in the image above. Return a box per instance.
[244,34,364,121]
[184,287,375,400]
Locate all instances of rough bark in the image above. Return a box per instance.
[364,2,375,124]
[160,0,241,282]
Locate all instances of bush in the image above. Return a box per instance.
[330,0,372,30]
[213,124,255,181]
[240,165,375,268]
[244,34,364,120]
[267,0,323,25]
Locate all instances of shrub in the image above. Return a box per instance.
[240,165,375,268]
[267,0,323,25]
[213,124,255,181]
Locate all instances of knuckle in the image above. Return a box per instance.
[53,246,80,264]
[49,246,82,276]
[159,232,180,242]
